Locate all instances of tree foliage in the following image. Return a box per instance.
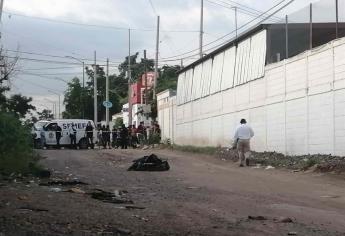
[63,53,179,121]
[37,109,54,120]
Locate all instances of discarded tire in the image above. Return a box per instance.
[128,154,170,171]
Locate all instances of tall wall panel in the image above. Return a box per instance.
[221,46,236,90]
[192,64,203,100]
[334,90,345,155]
[201,59,213,97]
[210,52,224,94]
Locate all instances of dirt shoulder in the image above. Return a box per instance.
[1,148,345,236]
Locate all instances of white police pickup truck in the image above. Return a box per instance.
[32,119,97,149]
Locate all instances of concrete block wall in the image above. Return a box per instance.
[174,37,345,156]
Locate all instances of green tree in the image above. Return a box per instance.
[37,109,54,120]
[156,65,181,93]
[5,94,36,119]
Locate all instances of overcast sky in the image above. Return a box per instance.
[1,0,325,114]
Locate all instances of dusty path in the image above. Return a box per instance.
[1,148,345,236]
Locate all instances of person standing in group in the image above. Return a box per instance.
[137,122,145,146]
[131,125,138,148]
[69,123,77,149]
[233,119,254,167]
[55,124,62,149]
[120,124,128,149]
[105,125,111,149]
[85,121,94,149]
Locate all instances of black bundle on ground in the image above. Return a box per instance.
[128,154,170,171]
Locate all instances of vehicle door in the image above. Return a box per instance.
[44,123,57,145]
[60,122,71,145]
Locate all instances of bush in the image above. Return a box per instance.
[0,112,36,175]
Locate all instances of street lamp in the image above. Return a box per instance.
[44,98,57,119]
[65,56,85,118]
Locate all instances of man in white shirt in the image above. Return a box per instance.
[233,119,254,167]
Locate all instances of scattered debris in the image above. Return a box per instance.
[248,215,267,220]
[89,189,133,204]
[187,186,201,190]
[128,154,170,171]
[288,232,297,235]
[265,166,275,170]
[50,187,62,192]
[125,205,146,210]
[133,214,149,221]
[275,217,294,223]
[17,195,29,201]
[320,195,340,199]
[39,180,88,186]
[68,187,86,194]
[252,164,262,169]
[18,206,48,212]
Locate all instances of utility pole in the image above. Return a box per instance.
[199,0,204,58]
[180,59,183,68]
[232,6,238,39]
[154,16,160,99]
[0,0,4,39]
[106,58,109,126]
[128,29,132,126]
[336,0,339,39]
[0,0,4,21]
[94,51,98,127]
[144,50,148,105]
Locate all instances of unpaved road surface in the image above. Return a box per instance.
[1,149,345,236]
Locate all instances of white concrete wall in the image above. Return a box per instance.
[157,90,176,143]
[174,37,345,156]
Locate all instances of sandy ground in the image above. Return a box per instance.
[1,148,345,236]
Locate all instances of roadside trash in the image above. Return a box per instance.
[89,189,133,204]
[320,195,340,198]
[133,214,149,222]
[40,180,88,186]
[248,215,267,220]
[142,146,149,150]
[18,206,48,212]
[68,187,86,194]
[265,166,275,170]
[50,187,62,192]
[125,205,145,210]
[128,154,170,171]
[275,217,293,223]
[187,186,201,190]
[17,196,29,201]
[288,232,297,235]
[252,164,262,169]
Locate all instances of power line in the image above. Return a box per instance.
[7,49,122,64]
[16,77,64,93]
[148,0,158,15]
[21,66,82,71]
[215,0,283,21]
[3,55,120,67]
[3,11,198,33]
[160,0,290,60]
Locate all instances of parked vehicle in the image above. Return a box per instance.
[33,119,97,149]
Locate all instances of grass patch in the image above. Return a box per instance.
[172,145,218,155]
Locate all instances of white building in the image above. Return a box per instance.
[158,18,345,155]
[122,103,152,127]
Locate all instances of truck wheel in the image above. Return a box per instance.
[79,138,88,149]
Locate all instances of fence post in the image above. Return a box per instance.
[309,3,313,50]
[336,0,339,39]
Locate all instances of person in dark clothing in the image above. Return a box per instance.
[55,125,62,149]
[104,125,111,149]
[120,124,128,149]
[101,125,107,148]
[85,121,94,148]
[69,123,77,149]
[112,127,117,148]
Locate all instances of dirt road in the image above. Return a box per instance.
[1,148,345,236]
